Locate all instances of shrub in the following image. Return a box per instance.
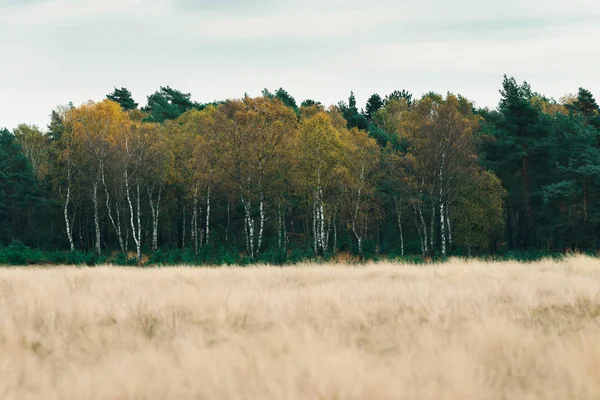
[112,253,138,266]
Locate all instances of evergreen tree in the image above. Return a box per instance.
[107,87,138,111]
[275,88,298,111]
[338,91,368,130]
[478,75,550,249]
[572,88,600,118]
[143,86,200,123]
[300,99,322,108]
[384,90,413,106]
[0,129,45,246]
[568,88,600,129]
[365,93,383,120]
[542,114,600,249]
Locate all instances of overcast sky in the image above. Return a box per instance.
[1,0,599,130]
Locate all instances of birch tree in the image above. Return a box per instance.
[66,100,129,254]
[294,111,346,256]
[51,115,78,252]
[343,127,380,260]
[216,97,296,258]
[178,106,222,254]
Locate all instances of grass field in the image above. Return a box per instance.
[0,257,599,399]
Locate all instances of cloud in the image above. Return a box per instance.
[0,0,49,6]
[359,22,600,75]
[1,0,600,130]
[171,0,275,13]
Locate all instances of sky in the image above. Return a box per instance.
[1,0,600,131]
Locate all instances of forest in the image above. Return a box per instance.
[1,75,599,264]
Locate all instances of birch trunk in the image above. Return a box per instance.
[247,206,255,258]
[394,196,405,256]
[440,200,446,257]
[312,194,319,256]
[240,193,255,258]
[192,186,198,255]
[430,199,436,256]
[446,203,453,247]
[135,179,142,261]
[115,207,124,252]
[153,185,161,251]
[257,183,264,254]
[439,152,447,257]
[418,204,429,255]
[352,165,365,260]
[124,169,140,260]
[63,169,75,252]
[205,186,211,247]
[93,178,101,254]
[147,183,161,252]
[318,186,326,254]
[102,166,124,252]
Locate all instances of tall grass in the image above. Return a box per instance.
[0,256,599,399]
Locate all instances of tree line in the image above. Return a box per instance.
[1,76,599,263]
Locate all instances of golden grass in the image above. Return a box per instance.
[1,257,600,399]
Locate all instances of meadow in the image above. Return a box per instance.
[0,257,599,399]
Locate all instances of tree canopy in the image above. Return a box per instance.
[2,78,599,262]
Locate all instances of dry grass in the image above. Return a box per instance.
[0,257,600,399]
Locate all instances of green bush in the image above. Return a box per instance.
[0,244,593,268]
[2,240,30,265]
[287,246,314,264]
[112,252,138,266]
[500,250,564,262]
[258,248,287,265]
[147,249,166,265]
[214,248,239,266]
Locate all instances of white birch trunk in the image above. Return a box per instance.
[394,196,405,257]
[244,202,251,256]
[135,179,142,261]
[239,185,253,257]
[93,178,101,255]
[192,186,198,255]
[257,183,264,254]
[248,207,255,258]
[63,169,75,252]
[312,194,318,256]
[418,204,429,255]
[147,183,161,252]
[102,166,124,252]
[439,152,447,257]
[446,203,453,247]
[115,206,124,252]
[352,165,365,260]
[440,199,446,257]
[148,185,157,251]
[124,169,140,260]
[241,196,255,258]
[205,186,211,247]
[430,199,435,256]
[318,186,326,254]
[154,185,161,251]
